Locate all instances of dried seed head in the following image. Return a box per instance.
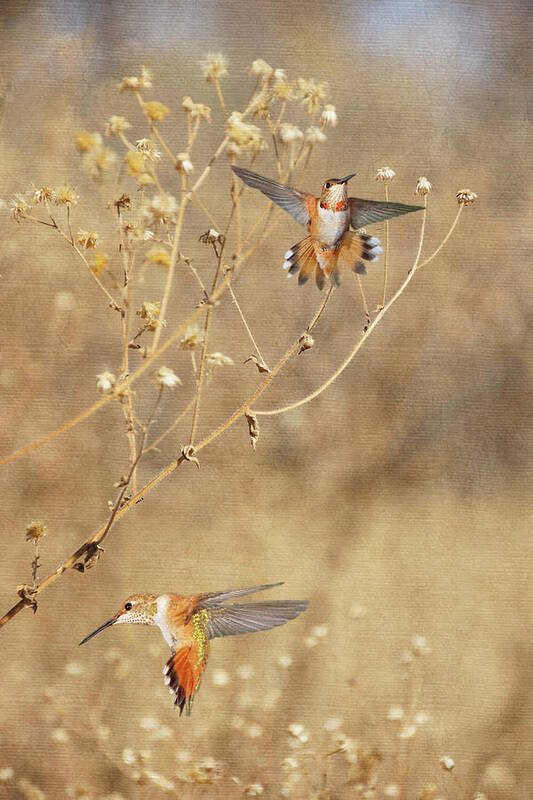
[55,186,79,206]
[271,80,294,100]
[96,371,116,394]
[199,228,223,245]
[118,66,153,92]
[137,301,161,330]
[126,150,146,177]
[25,520,47,542]
[439,756,455,771]
[105,115,131,136]
[206,352,234,368]
[9,194,31,222]
[145,245,171,267]
[376,167,396,183]
[249,59,273,78]
[81,146,117,177]
[277,123,304,144]
[181,96,211,122]
[415,176,432,196]
[77,230,101,249]
[142,100,170,121]
[321,104,338,127]
[304,126,326,144]
[145,193,178,223]
[227,112,266,151]
[456,189,477,206]
[245,784,264,797]
[200,53,228,82]
[179,325,204,350]
[177,152,194,174]
[296,78,329,114]
[75,130,102,153]
[33,186,55,204]
[89,252,108,275]
[156,366,181,389]
[136,138,161,160]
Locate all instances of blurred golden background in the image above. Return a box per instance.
[0,0,532,797]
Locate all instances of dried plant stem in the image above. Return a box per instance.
[189,210,234,445]
[0,292,326,630]
[254,205,432,418]
[151,172,187,353]
[143,398,196,455]
[416,205,462,269]
[355,273,371,324]
[228,279,267,366]
[381,184,390,308]
[117,210,137,490]
[212,77,228,118]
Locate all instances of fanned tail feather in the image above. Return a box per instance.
[284,233,382,290]
[163,640,209,716]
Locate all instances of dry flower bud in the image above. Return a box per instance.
[439,756,455,771]
[415,176,432,196]
[249,59,273,78]
[0,768,14,781]
[75,130,102,153]
[271,80,294,100]
[106,115,131,135]
[304,126,326,144]
[244,354,270,374]
[25,520,47,542]
[156,366,181,389]
[278,123,304,144]
[55,186,79,206]
[138,172,155,186]
[145,245,171,267]
[201,52,228,82]
[321,104,338,127]
[146,193,178,222]
[177,152,194,174]
[298,332,314,354]
[398,724,417,740]
[456,189,477,205]
[96,371,116,394]
[386,706,404,721]
[77,230,101,249]
[376,167,396,183]
[142,101,170,121]
[181,96,211,121]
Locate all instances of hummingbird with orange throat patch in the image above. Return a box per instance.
[80,583,308,716]
[232,166,423,289]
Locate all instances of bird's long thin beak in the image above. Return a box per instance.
[79,617,116,646]
[339,173,357,184]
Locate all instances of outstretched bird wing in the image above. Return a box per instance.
[349,198,424,230]
[194,582,285,609]
[232,166,314,226]
[205,600,309,639]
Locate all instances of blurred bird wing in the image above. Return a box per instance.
[206,600,309,639]
[163,638,210,716]
[349,198,424,229]
[232,166,314,226]
[195,582,284,610]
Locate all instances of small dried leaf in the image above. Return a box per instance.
[244,355,270,374]
[245,412,260,451]
[17,583,38,612]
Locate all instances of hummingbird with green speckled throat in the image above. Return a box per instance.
[232,166,423,289]
[79,582,308,716]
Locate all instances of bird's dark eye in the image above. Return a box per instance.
[124,602,132,611]
[324,182,331,189]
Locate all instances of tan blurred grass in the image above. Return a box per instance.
[1,1,533,798]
